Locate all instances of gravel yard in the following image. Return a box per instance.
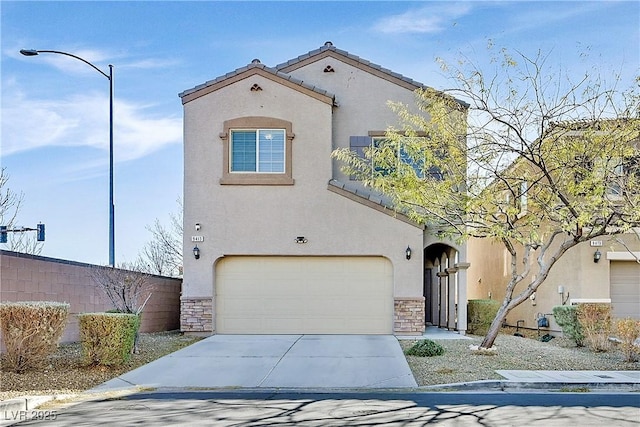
[401,330,639,386]
[0,331,202,401]
[1,328,637,400]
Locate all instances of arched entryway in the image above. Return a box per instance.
[424,243,469,332]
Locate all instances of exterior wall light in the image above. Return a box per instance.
[295,236,308,244]
[593,249,601,263]
[193,245,201,260]
[406,246,412,260]
[195,223,201,231]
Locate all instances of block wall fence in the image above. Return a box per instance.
[0,250,182,348]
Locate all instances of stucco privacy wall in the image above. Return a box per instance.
[0,250,182,348]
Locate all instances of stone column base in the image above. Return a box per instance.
[180,297,213,333]
[394,297,425,335]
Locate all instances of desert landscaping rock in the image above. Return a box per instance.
[0,331,201,401]
[400,332,639,386]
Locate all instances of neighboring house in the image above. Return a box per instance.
[467,121,640,332]
[178,42,470,335]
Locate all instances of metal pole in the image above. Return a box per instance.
[109,64,115,267]
[20,49,116,267]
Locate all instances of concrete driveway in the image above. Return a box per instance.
[92,335,417,391]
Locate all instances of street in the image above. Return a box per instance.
[6,390,640,426]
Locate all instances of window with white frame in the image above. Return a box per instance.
[230,129,285,173]
[219,117,294,186]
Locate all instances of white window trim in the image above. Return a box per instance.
[219,116,294,186]
[229,128,286,174]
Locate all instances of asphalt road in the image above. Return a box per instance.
[5,390,639,426]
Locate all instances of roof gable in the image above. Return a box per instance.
[179,60,336,105]
[179,42,467,108]
[275,41,428,93]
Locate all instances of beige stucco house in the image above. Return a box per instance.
[468,234,640,333]
[178,42,470,335]
[467,121,640,333]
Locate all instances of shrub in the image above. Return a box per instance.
[0,301,69,373]
[404,339,445,357]
[78,313,141,366]
[614,318,640,362]
[552,305,585,347]
[577,303,612,352]
[467,299,500,335]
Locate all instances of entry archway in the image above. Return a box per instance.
[424,244,469,332]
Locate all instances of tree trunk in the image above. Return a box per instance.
[480,302,510,348]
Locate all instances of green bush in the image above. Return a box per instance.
[78,313,141,366]
[552,305,584,347]
[0,301,69,373]
[404,339,445,357]
[467,299,500,335]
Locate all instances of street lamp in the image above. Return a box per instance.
[20,49,116,267]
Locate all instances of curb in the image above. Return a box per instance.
[422,380,640,392]
[0,396,56,427]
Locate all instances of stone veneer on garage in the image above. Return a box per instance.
[180,297,213,333]
[180,296,426,334]
[394,297,426,335]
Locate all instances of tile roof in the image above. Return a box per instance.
[275,41,466,107]
[275,42,424,89]
[327,179,423,228]
[178,59,335,101]
[179,42,467,107]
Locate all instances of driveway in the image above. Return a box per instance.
[92,335,417,391]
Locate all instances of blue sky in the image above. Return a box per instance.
[1,1,638,266]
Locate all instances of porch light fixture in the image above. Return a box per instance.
[193,245,201,260]
[593,249,601,263]
[295,236,308,244]
[406,246,412,260]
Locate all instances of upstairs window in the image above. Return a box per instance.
[231,129,285,173]
[349,134,436,180]
[220,117,294,185]
[608,155,639,196]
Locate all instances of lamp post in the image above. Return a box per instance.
[20,49,115,267]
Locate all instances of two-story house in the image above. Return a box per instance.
[467,120,640,332]
[178,42,470,336]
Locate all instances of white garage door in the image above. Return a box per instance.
[215,256,393,334]
[610,261,640,319]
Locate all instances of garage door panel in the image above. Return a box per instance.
[610,261,640,320]
[215,256,393,334]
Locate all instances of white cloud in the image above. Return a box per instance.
[120,58,182,70]
[2,89,182,164]
[374,3,472,34]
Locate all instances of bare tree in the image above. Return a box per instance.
[0,168,22,226]
[0,168,43,255]
[91,262,153,315]
[334,46,639,349]
[137,198,183,277]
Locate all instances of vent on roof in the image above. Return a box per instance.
[324,65,335,73]
[324,41,333,47]
[250,83,262,91]
[251,58,261,64]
